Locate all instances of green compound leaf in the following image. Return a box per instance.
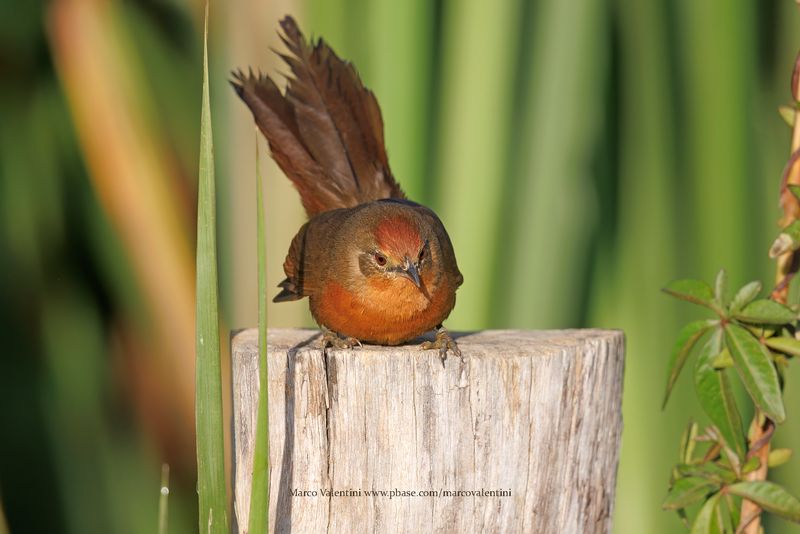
[690,492,721,534]
[734,299,796,325]
[663,320,715,408]
[730,281,762,313]
[765,335,800,357]
[693,330,745,458]
[724,323,785,423]
[663,477,719,510]
[663,279,719,312]
[728,481,800,523]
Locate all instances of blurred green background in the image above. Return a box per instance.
[2,0,800,532]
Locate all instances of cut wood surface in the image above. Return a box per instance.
[231,328,625,533]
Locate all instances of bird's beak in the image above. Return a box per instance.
[399,256,422,289]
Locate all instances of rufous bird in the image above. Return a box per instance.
[232,16,463,359]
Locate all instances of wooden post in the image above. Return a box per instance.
[231,328,624,533]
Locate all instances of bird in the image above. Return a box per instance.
[231,16,463,360]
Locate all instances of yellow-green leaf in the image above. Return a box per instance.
[730,281,762,313]
[679,420,699,464]
[690,492,721,534]
[676,462,736,485]
[765,336,800,357]
[663,279,718,311]
[693,330,745,458]
[714,269,728,308]
[663,320,715,408]
[769,448,793,468]
[712,348,733,369]
[734,299,796,325]
[663,477,719,510]
[779,105,796,127]
[742,456,761,475]
[724,323,785,423]
[728,481,800,523]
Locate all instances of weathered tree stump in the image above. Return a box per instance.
[231,328,624,533]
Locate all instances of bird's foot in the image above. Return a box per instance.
[421,325,462,365]
[320,326,362,350]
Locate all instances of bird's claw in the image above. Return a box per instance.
[320,327,362,350]
[421,326,462,365]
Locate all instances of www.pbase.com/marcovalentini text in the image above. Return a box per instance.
[291,488,512,499]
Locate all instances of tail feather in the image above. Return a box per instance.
[231,16,405,217]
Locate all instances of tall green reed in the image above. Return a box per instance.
[248,136,271,533]
[195,4,228,533]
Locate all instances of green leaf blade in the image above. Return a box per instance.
[195,5,229,533]
[690,492,721,534]
[693,329,745,458]
[728,481,800,523]
[248,138,271,533]
[769,448,793,468]
[724,323,785,423]
[675,462,736,485]
[733,299,796,325]
[663,279,718,311]
[730,281,762,313]
[765,335,800,357]
[663,477,719,510]
[714,269,728,308]
[663,320,715,408]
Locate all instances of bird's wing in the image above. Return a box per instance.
[274,221,311,302]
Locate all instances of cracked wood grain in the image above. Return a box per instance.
[231,329,625,533]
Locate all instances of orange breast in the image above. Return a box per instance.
[311,276,456,345]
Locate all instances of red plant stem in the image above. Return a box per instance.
[740,48,800,534]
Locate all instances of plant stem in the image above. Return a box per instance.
[158,463,170,534]
[740,48,800,534]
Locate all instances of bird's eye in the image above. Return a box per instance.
[418,248,425,262]
[374,253,387,266]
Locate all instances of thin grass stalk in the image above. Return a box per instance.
[158,464,169,534]
[248,135,271,533]
[195,3,228,533]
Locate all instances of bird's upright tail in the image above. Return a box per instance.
[231,16,405,217]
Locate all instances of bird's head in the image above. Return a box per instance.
[358,214,430,292]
